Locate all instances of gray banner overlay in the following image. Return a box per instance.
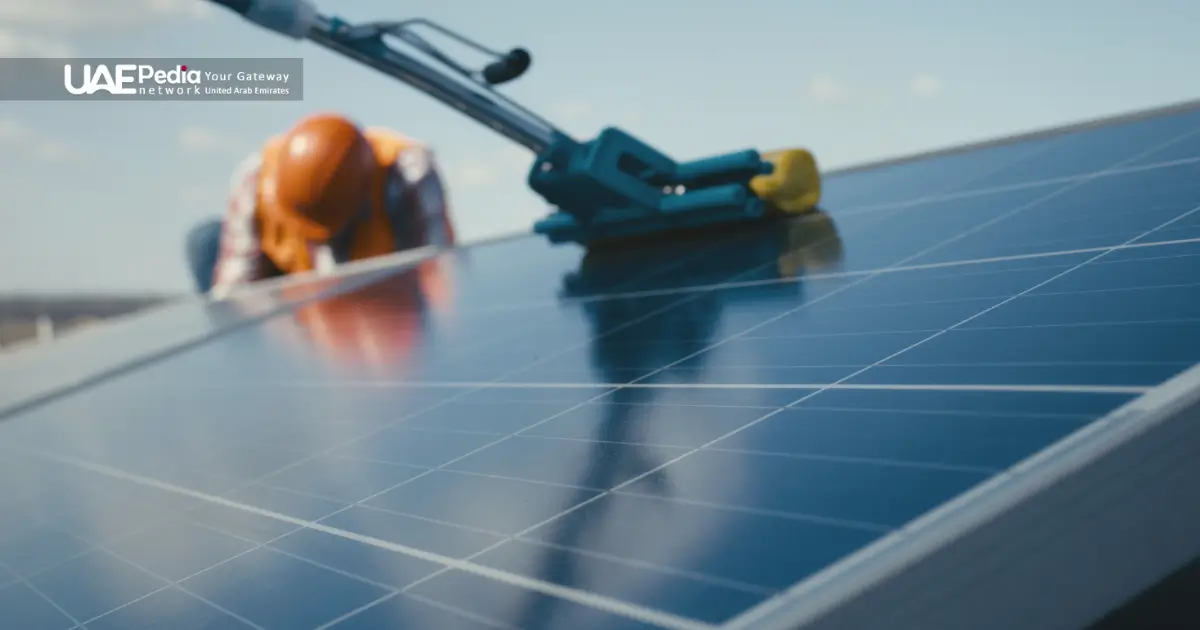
[0,58,304,101]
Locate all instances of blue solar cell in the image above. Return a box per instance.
[406,570,667,630]
[105,520,257,583]
[320,504,506,558]
[84,588,256,630]
[964,107,1200,188]
[1,105,1199,629]
[0,582,75,630]
[0,523,92,576]
[27,550,166,623]
[820,134,1061,210]
[179,548,389,629]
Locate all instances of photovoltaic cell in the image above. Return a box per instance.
[1,104,1199,630]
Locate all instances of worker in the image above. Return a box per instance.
[184,112,456,296]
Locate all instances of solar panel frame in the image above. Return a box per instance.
[2,100,1200,630]
[0,246,441,420]
[733,363,1200,630]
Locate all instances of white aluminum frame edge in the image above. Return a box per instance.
[733,361,1200,630]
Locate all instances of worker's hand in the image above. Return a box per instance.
[749,148,822,214]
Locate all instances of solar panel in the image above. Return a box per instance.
[3,102,1200,630]
[0,249,433,417]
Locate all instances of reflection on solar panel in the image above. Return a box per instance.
[3,102,1200,630]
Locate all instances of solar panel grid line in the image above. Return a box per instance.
[745,199,1192,529]
[62,576,252,629]
[25,450,716,630]
[129,237,781,510]
[65,548,264,630]
[461,233,1200,317]
[0,509,229,624]
[303,483,793,596]
[963,315,1200,336]
[0,507,124,588]
[13,482,461,630]
[730,355,1200,630]
[508,118,1200,625]
[441,444,876,542]
[325,123,1200,624]
[724,223,1200,623]
[0,559,84,629]
[253,412,1057,516]
[835,127,1075,207]
[691,444,998,478]
[462,163,1200,321]
[315,595,403,630]
[837,153,1200,218]
[57,486,495,630]
[824,199,1200,387]
[351,231,763,374]
[854,126,1200,269]
[63,498,410,630]
[603,486,892,534]
[360,207,1021,592]
[829,99,1200,177]
[214,215,857,446]
[181,520,410,628]
[281,381,1151,396]
[466,130,1199,408]
[0,230,848,628]
[1,436,501,626]
[260,225,1200,369]
[276,470,819,601]
[239,453,881,603]
[316,589,517,630]
[300,241,735,382]
[5,457,813,627]
[239,219,872,621]
[0,458,386,628]
[311,589,510,630]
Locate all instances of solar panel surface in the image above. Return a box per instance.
[2,103,1200,630]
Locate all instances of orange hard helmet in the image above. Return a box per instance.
[260,113,378,249]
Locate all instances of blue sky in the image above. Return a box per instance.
[0,0,1197,294]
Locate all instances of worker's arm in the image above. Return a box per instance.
[390,143,456,248]
[211,152,272,296]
